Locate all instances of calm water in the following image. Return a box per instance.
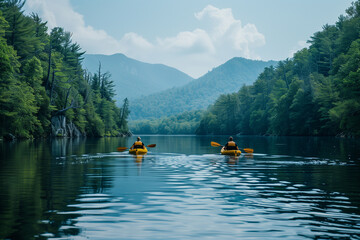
[1,135,360,239]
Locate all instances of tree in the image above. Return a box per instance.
[196,0,360,137]
[21,56,51,136]
[308,25,339,76]
[0,1,130,139]
[30,13,48,58]
[0,30,19,136]
[329,39,360,135]
[118,98,130,130]
[312,74,339,135]
[1,0,41,59]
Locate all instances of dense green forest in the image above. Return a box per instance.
[0,0,130,139]
[129,110,204,134]
[197,1,360,137]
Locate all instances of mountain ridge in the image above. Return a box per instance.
[82,53,194,102]
[130,57,277,119]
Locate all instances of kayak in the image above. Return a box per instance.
[221,147,241,156]
[129,147,148,155]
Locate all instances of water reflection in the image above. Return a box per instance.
[132,154,145,175]
[0,136,360,239]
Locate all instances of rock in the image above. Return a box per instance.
[51,115,84,138]
[51,115,67,137]
[67,122,83,137]
[3,133,16,141]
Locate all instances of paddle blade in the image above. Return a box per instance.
[211,141,222,147]
[243,148,254,153]
[147,144,156,148]
[117,147,127,152]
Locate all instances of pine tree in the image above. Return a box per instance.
[1,0,40,59]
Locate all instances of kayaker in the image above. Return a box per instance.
[224,136,239,150]
[130,137,145,149]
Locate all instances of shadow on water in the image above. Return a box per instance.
[0,136,359,239]
[0,137,128,240]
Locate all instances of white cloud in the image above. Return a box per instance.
[24,0,123,54]
[157,29,215,54]
[194,5,265,55]
[119,32,153,56]
[154,5,266,76]
[24,1,266,78]
[195,5,235,39]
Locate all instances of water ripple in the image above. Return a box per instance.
[50,152,360,239]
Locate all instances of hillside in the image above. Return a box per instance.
[130,57,277,119]
[82,54,194,103]
[0,4,131,139]
[196,1,360,137]
[129,110,204,134]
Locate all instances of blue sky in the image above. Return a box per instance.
[24,0,353,78]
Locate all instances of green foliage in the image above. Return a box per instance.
[0,10,8,37]
[197,1,360,137]
[0,1,129,138]
[118,98,130,131]
[10,82,40,138]
[130,110,204,134]
[329,99,360,135]
[1,0,42,59]
[0,31,20,136]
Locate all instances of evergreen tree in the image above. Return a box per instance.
[1,0,41,59]
[0,2,130,138]
[196,0,360,137]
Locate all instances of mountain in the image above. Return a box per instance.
[130,57,277,120]
[82,53,194,103]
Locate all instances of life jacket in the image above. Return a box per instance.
[226,141,238,150]
[134,141,144,149]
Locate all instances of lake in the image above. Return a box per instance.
[1,135,360,239]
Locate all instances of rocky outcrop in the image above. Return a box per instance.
[117,131,132,137]
[51,115,84,137]
[51,115,133,138]
[3,133,16,141]
[67,122,83,137]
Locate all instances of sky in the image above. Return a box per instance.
[24,0,354,78]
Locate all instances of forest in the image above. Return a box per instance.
[0,0,130,139]
[130,110,204,134]
[196,1,360,137]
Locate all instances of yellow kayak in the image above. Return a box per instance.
[129,147,148,155]
[221,147,241,156]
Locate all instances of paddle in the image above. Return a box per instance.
[117,147,128,152]
[117,144,156,152]
[211,141,254,153]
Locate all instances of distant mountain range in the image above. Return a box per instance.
[130,57,277,119]
[82,53,194,102]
